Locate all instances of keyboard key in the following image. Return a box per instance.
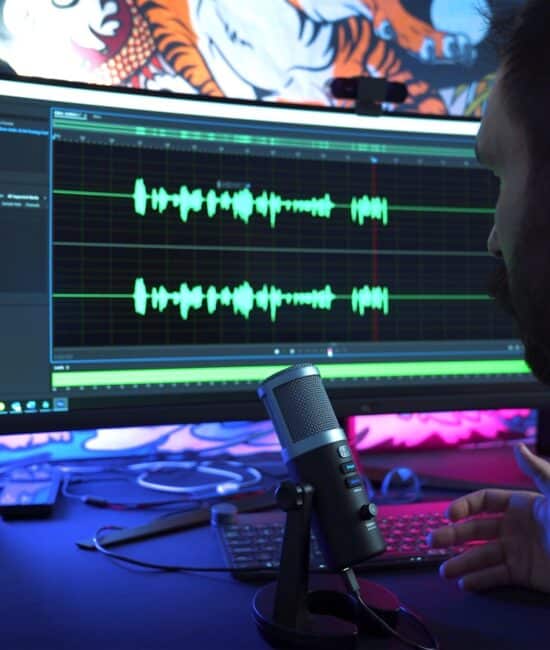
[217,501,457,580]
[231,546,254,554]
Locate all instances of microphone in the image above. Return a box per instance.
[258,364,385,570]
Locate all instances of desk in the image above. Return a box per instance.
[1,493,549,650]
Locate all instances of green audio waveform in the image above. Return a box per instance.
[132,178,389,228]
[133,277,390,322]
[350,196,388,226]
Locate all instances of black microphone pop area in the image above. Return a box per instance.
[273,374,339,444]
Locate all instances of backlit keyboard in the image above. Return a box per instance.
[217,500,465,581]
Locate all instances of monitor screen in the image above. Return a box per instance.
[0,75,547,435]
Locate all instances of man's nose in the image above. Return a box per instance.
[487,225,502,258]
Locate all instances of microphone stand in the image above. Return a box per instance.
[252,480,401,649]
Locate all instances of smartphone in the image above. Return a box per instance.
[0,464,62,520]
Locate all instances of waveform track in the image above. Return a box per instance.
[133,278,390,322]
[132,178,389,228]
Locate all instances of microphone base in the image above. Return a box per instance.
[253,574,400,649]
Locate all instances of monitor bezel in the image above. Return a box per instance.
[2,382,550,435]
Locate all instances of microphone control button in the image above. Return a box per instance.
[359,503,378,520]
[345,475,362,488]
[340,462,356,474]
[337,444,352,459]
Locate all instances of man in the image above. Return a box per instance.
[429,0,550,593]
[0,56,13,76]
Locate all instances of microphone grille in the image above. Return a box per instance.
[273,373,340,443]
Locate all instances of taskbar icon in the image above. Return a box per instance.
[0,398,69,415]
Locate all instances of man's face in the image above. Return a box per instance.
[480,69,550,384]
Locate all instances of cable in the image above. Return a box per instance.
[62,475,202,511]
[130,459,263,497]
[341,567,440,650]
[91,525,327,574]
[92,529,439,648]
[60,455,265,507]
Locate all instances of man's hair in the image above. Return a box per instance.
[489,0,550,165]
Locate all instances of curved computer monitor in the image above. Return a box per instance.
[0,75,547,435]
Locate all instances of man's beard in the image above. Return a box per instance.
[487,223,550,386]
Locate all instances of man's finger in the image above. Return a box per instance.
[439,541,504,579]
[458,564,512,592]
[446,489,515,521]
[514,444,550,493]
[428,516,501,548]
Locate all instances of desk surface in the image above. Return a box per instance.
[1,493,549,650]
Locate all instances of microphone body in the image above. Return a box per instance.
[258,364,385,570]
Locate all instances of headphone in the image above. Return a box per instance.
[128,459,263,497]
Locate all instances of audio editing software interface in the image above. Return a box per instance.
[0,79,534,426]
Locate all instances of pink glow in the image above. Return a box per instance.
[347,409,535,452]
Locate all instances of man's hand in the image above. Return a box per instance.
[428,443,550,592]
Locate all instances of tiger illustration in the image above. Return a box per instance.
[0,0,496,115]
[133,0,479,113]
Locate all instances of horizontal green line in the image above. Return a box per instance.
[53,293,489,301]
[391,205,494,214]
[56,190,132,199]
[53,119,473,158]
[51,359,531,388]
[53,189,491,216]
[52,241,487,257]
[54,293,133,299]
[54,190,132,198]
[391,295,490,300]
